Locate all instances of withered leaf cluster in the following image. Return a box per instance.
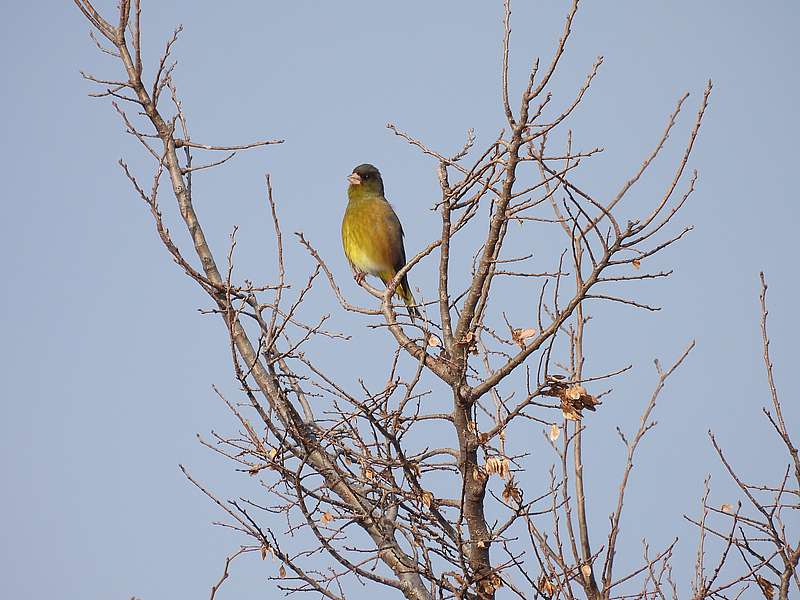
[542,375,601,420]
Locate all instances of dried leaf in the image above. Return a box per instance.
[511,327,537,348]
[279,564,286,578]
[548,423,560,442]
[485,456,510,479]
[566,384,587,400]
[632,258,641,270]
[720,503,734,513]
[321,512,334,524]
[421,490,434,509]
[580,564,592,580]
[490,574,503,591]
[267,447,278,459]
[538,574,556,597]
[362,467,374,481]
[479,573,503,594]
[502,478,522,503]
[472,467,484,482]
[260,545,268,560]
[756,575,774,600]
[459,331,478,355]
[427,333,442,347]
[477,431,490,445]
[543,378,601,420]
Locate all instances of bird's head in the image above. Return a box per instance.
[347,163,384,197]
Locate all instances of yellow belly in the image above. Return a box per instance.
[341,196,400,278]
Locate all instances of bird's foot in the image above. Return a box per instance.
[354,271,367,286]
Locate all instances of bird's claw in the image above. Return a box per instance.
[354,272,366,286]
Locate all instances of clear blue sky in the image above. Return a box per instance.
[1,1,798,598]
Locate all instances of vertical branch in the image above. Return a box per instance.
[501,0,514,125]
[571,236,600,597]
[759,272,800,487]
[692,478,711,599]
[438,162,455,350]
[758,272,800,600]
[602,342,694,593]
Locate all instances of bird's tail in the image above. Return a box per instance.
[393,275,421,322]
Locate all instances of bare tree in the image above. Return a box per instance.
[73,2,796,599]
[685,274,799,600]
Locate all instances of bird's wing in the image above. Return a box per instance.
[383,200,408,272]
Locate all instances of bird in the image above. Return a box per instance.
[341,163,420,321]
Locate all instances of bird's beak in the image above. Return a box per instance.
[347,173,362,186]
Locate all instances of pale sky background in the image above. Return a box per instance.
[1,2,798,599]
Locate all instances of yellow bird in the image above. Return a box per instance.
[341,163,420,320]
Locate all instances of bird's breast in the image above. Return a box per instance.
[341,197,400,275]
